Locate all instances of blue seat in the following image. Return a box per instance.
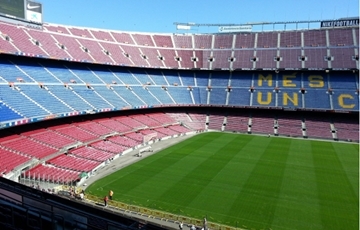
[46,85,92,112]
[0,85,49,118]
[199,87,208,104]
[131,86,160,106]
[92,86,129,109]
[0,102,24,122]
[147,87,174,104]
[278,89,303,108]
[332,90,359,111]
[145,69,169,85]
[328,72,358,89]
[210,72,230,87]
[191,88,201,104]
[112,86,145,107]
[167,87,193,104]
[304,89,331,109]
[71,85,112,109]
[252,90,276,107]
[179,72,195,86]
[19,85,72,114]
[209,88,227,105]
[196,72,210,86]
[230,72,252,87]
[228,88,251,106]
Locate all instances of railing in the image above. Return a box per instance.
[85,194,245,230]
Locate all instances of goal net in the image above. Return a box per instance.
[143,132,157,144]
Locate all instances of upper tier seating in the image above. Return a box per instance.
[153,35,174,48]
[0,22,45,55]
[0,21,355,70]
[110,31,135,44]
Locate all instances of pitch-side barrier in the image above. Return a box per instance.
[85,194,246,230]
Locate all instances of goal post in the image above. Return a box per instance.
[143,132,157,144]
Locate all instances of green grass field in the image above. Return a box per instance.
[87,133,359,230]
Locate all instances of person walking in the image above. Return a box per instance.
[79,192,84,200]
[178,222,183,230]
[104,196,109,206]
[109,190,113,200]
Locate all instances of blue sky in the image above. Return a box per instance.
[38,0,359,33]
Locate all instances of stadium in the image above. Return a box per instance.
[0,0,358,229]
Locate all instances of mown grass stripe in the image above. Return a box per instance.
[312,141,359,230]
[331,142,359,197]
[224,137,291,229]
[271,139,323,230]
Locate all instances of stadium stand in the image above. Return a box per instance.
[23,129,76,149]
[108,135,141,147]
[23,164,79,183]
[208,113,225,130]
[0,14,358,230]
[90,140,127,154]
[49,124,98,142]
[0,148,31,174]
[0,31,357,181]
[70,146,115,162]
[276,113,303,137]
[46,154,101,172]
[224,111,250,132]
[0,136,58,159]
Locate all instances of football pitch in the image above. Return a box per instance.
[86,132,359,230]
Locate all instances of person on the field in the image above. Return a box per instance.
[109,190,114,200]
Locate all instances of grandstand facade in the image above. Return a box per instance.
[0,14,358,230]
[0,18,358,128]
